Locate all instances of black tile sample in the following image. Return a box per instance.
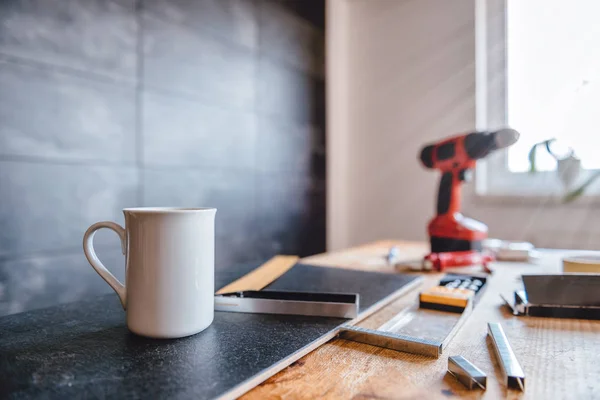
[142,92,257,169]
[268,264,415,313]
[0,162,138,256]
[0,295,343,400]
[0,58,136,162]
[0,264,417,399]
[0,0,137,80]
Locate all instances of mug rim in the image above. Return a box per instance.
[123,207,216,213]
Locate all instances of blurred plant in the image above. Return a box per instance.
[528,139,600,202]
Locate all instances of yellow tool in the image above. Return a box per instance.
[419,275,486,313]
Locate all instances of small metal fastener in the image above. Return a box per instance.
[487,322,525,391]
[447,355,486,390]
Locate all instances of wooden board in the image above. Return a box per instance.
[216,255,299,294]
[242,241,600,400]
[222,264,422,399]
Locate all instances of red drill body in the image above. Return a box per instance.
[420,130,518,254]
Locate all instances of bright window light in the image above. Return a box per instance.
[506,0,600,172]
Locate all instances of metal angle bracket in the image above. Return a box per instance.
[338,299,474,359]
[338,325,443,358]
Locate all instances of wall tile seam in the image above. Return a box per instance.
[0,52,138,88]
[0,245,123,263]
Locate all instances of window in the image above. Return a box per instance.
[478,0,600,197]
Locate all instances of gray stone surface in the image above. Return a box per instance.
[0,58,136,162]
[256,115,325,179]
[0,264,417,400]
[0,162,138,256]
[258,0,325,78]
[0,0,326,317]
[0,0,137,80]
[142,12,256,110]
[256,174,323,255]
[0,295,341,400]
[143,91,257,169]
[0,247,125,316]
[257,57,321,124]
[143,0,258,49]
[142,168,256,242]
[257,116,313,174]
[261,175,325,257]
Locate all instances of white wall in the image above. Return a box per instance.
[326,0,352,250]
[327,0,600,251]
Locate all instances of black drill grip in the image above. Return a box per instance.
[437,172,453,215]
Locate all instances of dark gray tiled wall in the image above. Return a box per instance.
[258,0,325,78]
[142,12,256,109]
[0,162,137,256]
[0,0,325,316]
[142,92,257,169]
[0,59,137,162]
[0,0,137,81]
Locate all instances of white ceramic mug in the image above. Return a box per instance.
[83,207,216,339]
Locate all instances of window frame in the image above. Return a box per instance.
[475,0,600,201]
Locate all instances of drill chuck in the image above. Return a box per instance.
[464,129,520,160]
[493,128,520,149]
[419,129,521,170]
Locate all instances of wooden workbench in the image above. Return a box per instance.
[242,241,600,400]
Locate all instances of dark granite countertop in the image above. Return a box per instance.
[0,264,417,399]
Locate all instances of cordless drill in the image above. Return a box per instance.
[419,129,519,258]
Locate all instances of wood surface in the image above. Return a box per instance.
[215,255,421,400]
[216,255,299,294]
[241,240,600,400]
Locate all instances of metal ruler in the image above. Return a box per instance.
[215,290,359,319]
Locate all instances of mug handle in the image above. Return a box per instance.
[83,221,127,309]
